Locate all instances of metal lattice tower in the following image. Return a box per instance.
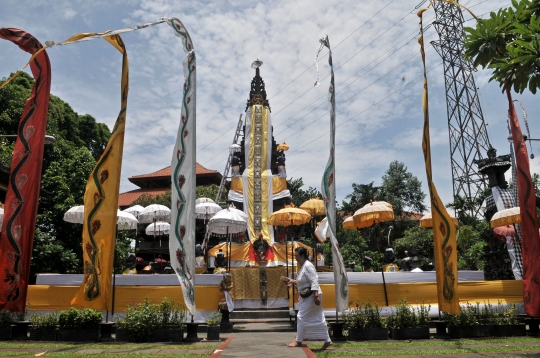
[431,0,491,213]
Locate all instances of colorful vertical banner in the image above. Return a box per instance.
[71,34,128,310]
[506,87,540,317]
[168,18,197,315]
[315,35,348,312]
[418,9,459,314]
[0,28,51,312]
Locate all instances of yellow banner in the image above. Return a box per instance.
[71,34,128,310]
[246,105,272,243]
[418,9,459,314]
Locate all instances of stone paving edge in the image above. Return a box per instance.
[209,337,233,357]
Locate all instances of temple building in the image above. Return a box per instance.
[118,163,222,208]
[227,62,292,245]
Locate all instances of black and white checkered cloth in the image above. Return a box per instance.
[488,187,523,277]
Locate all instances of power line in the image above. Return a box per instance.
[274,29,437,137]
[288,62,443,173]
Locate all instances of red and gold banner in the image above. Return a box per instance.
[71,35,128,310]
[506,87,540,317]
[418,10,459,314]
[0,28,51,312]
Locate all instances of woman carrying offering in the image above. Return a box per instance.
[281,247,332,349]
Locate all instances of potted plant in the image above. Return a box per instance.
[386,298,430,340]
[115,298,159,342]
[12,302,31,340]
[29,313,58,341]
[487,302,526,337]
[57,308,102,342]
[344,300,388,341]
[0,309,14,340]
[444,302,490,338]
[115,297,187,343]
[151,298,187,342]
[206,311,222,341]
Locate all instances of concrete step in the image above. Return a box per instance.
[232,322,296,332]
[230,309,290,320]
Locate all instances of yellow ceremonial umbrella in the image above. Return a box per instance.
[490,207,520,228]
[353,201,394,228]
[300,198,326,217]
[419,212,458,228]
[352,200,394,306]
[343,216,355,230]
[277,142,289,151]
[267,206,311,301]
[267,207,312,226]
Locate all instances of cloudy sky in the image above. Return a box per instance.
[1,0,538,210]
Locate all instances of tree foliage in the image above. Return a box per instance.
[0,72,112,278]
[464,0,540,93]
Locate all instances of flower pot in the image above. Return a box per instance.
[29,327,58,341]
[330,322,346,340]
[348,327,388,341]
[207,326,220,341]
[389,326,430,340]
[0,326,12,340]
[12,322,29,340]
[448,325,490,338]
[490,324,526,337]
[114,328,130,342]
[150,328,184,342]
[57,328,99,342]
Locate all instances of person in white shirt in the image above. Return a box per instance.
[282,247,332,349]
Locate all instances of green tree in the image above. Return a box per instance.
[0,72,111,277]
[393,226,434,271]
[377,161,426,243]
[287,177,321,207]
[342,182,380,215]
[463,0,540,93]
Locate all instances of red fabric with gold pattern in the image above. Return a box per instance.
[0,28,51,311]
[506,87,540,317]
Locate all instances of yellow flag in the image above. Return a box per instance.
[418,9,459,314]
[71,34,128,310]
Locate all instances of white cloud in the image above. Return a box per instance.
[1,0,531,209]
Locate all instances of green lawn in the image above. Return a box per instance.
[0,342,219,350]
[311,337,540,357]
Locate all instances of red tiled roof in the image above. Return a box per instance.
[118,187,169,207]
[130,163,219,179]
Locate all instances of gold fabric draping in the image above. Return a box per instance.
[28,280,524,311]
[272,242,313,263]
[230,267,288,299]
[246,106,272,243]
[207,242,313,265]
[71,35,128,310]
[207,243,252,261]
[418,8,459,314]
[230,177,287,194]
[32,285,220,311]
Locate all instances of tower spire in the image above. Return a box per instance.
[246,59,271,112]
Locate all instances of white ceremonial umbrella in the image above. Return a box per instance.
[0,207,3,231]
[139,204,171,223]
[145,221,170,236]
[196,197,215,204]
[123,205,145,218]
[195,202,222,221]
[63,205,85,224]
[226,205,248,221]
[117,210,138,231]
[207,208,247,235]
[206,207,247,272]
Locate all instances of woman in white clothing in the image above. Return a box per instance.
[282,247,332,349]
